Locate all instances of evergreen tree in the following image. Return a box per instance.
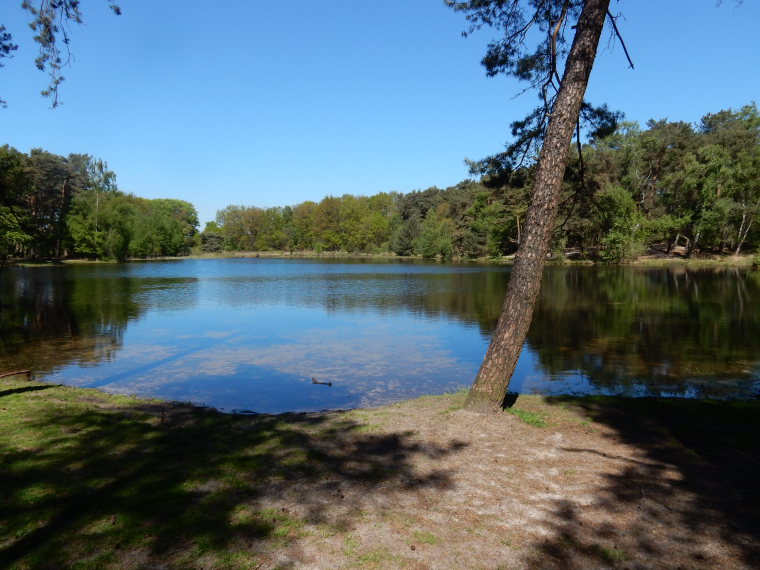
[449,0,613,413]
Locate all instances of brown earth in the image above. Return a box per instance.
[241,394,760,569]
[3,382,759,570]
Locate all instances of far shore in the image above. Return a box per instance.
[5,248,758,268]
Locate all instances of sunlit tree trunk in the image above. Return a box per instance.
[465,0,611,414]
[735,199,759,255]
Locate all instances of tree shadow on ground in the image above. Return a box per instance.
[0,384,56,398]
[532,397,760,569]
[0,388,467,569]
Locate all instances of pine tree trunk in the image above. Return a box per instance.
[465,0,611,414]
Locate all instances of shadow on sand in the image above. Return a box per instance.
[529,397,760,569]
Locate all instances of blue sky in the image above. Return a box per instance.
[2,1,758,227]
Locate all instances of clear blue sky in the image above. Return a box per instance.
[2,1,758,227]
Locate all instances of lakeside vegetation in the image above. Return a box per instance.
[201,104,760,263]
[2,104,758,264]
[0,148,199,261]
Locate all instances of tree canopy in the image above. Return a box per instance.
[2,103,757,262]
[191,103,760,261]
[0,1,121,107]
[1,145,198,260]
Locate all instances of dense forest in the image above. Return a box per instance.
[2,104,758,263]
[204,104,760,262]
[0,147,198,260]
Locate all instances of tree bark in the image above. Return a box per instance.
[465,0,611,414]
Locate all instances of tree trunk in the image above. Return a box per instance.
[465,0,611,414]
[735,199,759,255]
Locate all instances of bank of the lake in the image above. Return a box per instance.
[183,249,759,268]
[2,375,759,570]
[5,248,758,268]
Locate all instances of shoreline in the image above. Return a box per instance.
[2,375,759,569]
[5,249,758,268]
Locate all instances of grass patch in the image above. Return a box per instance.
[411,530,439,545]
[506,407,547,428]
[354,547,396,568]
[1,377,464,569]
[594,544,629,561]
[343,535,361,556]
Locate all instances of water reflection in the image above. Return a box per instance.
[525,266,760,399]
[1,259,758,412]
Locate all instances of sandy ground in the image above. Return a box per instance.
[244,394,760,570]
[3,381,759,570]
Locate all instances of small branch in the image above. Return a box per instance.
[607,10,634,69]
[575,117,587,188]
[549,1,570,86]
[0,370,32,380]
[556,119,594,233]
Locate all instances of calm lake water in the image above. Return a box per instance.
[2,258,759,412]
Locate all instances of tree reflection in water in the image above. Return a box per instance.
[1,261,758,408]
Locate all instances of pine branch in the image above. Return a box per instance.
[606,10,634,69]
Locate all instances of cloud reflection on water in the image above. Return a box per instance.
[5,259,760,411]
[55,315,476,413]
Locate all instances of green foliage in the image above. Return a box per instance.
[0,147,198,261]
[466,191,516,257]
[3,1,121,107]
[416,206,454,259]
[549,234,568,263]
[598,186,647,263]
[67,189,135,260]
[599,228,644,264]
[447,1,621,174]
[2,103,758,262]
[0,145,32,256]
[199,221,224,253]
[390,213,421,256]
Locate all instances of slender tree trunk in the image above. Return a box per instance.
[516,214,521,245]
[735,199,759,255]
[465,0,610,413]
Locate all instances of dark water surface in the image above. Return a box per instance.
[2,259,759,412]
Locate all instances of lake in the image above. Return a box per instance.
[2,258,759,412]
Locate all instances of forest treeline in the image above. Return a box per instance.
[0,147,198,260]
[2,104,758,262]
[204,104,759,262]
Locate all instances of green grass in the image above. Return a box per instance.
[0,378,431,569]
[594,544,629,562]
[411,530,439,545]
[354,547,396,568]
[343,535,361,556]
[506,407,547,427]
